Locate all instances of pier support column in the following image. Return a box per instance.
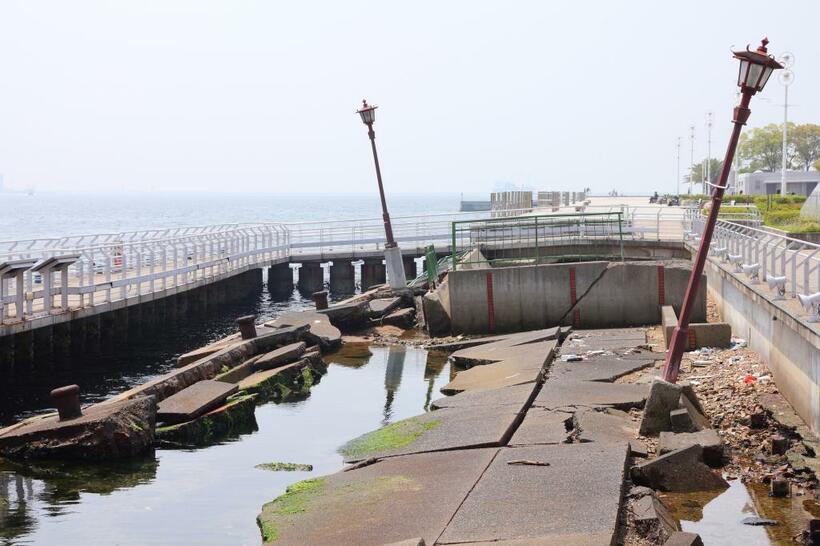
[361,259,386,290]
[0,335,13,368]
[297,263,324,294]
[329,261,355,295]
[268,263,294,299]
[403,256,418,280]
[70,318,87,356]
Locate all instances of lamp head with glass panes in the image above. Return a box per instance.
[357,100,378,126]
[733,38,783,94]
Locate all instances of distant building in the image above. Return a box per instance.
[735,170,819,196]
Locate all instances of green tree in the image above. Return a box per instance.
[791,124,820,171]
[690,158,724,185]
[738,123,794,172]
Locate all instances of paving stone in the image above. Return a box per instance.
[631,444,729,492]
[430,383,537,412]
[658,429,724,467]
[156,380,238,424]
[508,408,572,446]
[254,342,306,370]
[368,297,403,317]
[341,407,519,463]
[533,381,650,411]
[449,339,557,368]
[256,448,499,546]
[438,443,629,544]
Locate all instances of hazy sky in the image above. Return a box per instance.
[0,1,817,195]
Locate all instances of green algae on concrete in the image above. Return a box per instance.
[339,416,442,458]
[155,393,258,446]
[256,462,314,472]
[257,478,326,542]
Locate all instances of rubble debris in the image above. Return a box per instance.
[658,429,723,468]
[631,444,729,492]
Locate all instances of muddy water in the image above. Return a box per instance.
[661,479,810,545]
[0,344,452,545]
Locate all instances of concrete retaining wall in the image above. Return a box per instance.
[702,255,820,435]
[447,260,705,335]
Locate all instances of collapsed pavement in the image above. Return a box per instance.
[256,326,733,545]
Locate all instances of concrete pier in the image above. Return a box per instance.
[297,263,324,294]
[268,263,294,294]
[329,261,355,294]
[361,259,386,290]
[403,256,418,279]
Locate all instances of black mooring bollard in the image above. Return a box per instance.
[51,384,82,421]
[312,290,329,310]
[235,315,257,340]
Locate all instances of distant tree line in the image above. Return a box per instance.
[689,123,820,184]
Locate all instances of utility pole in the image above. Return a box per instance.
[689,125,695,194]
[706,112,713,192]
[779,52,795,196]
[676,137,681,197]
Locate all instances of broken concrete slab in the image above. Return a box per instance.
[254,342,306,371]
[440,358,546,395]
[576,408,637,444]
[548,357,656,383]
[238,359,311,397]
[266,312,341,350]
[534,381,650,411]
[156,380,238,424]
[382,307,415,328]
[639,379,684,436]
[368,297,402,317]
[341,407,519,463]
[257,448,499,545]
[213,355,263,384]
[155,393,257,446]
[449,339,558,368]
[437,443,629,544]
[677,394,709,431]
[658,429,724,467]
[508,408,572,446]
[430,382,537,412]
[633,494,680,539]
[425,327,558,353]
[316,301,369,331]
[631,444,729,492]
[107,325,309,403]
[176,335,239,367]
[0,396,157,460]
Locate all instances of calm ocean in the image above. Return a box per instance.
[0,191,468,241]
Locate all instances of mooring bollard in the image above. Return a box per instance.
[807,519,820,546]
[769,477,790,497]
[312,290,329,310]
[235,315,257,340]
[51,384,82,421]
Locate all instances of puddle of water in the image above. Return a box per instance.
[660,478,809,545]
[0,345,451,545]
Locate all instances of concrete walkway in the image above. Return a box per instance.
[257,328,660,545]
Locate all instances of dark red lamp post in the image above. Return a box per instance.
[662,38,782,382]
[357,99,397,248]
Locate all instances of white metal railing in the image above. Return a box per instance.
[10,204,809,326]
[689,215,820,297]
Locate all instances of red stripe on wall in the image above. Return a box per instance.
[569,267,580,328]
[486,271,495,333]
[687,328,696,350]
[658,265,666,306]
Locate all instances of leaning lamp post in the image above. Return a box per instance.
[662,38,782,383]
[356,99,407,288]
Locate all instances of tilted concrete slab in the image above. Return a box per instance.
[508,408,572,446]
[254,342,306,370]
[156,380,238,424]
[575,408,638,444]
[534,381,650,411]
[430,382,538,412]
[548,357,656,383]
[266,312,342,350]
[449,339,557,368]
[257,448,499,546]
[342,407,519,463]
[238,359,309,393]
[563,329,647,352]
[441,359,546,395]
[438,443,629,544]
[426,328,560,353]
[368,297,403,317]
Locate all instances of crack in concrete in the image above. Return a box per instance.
[556,263,613,326]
